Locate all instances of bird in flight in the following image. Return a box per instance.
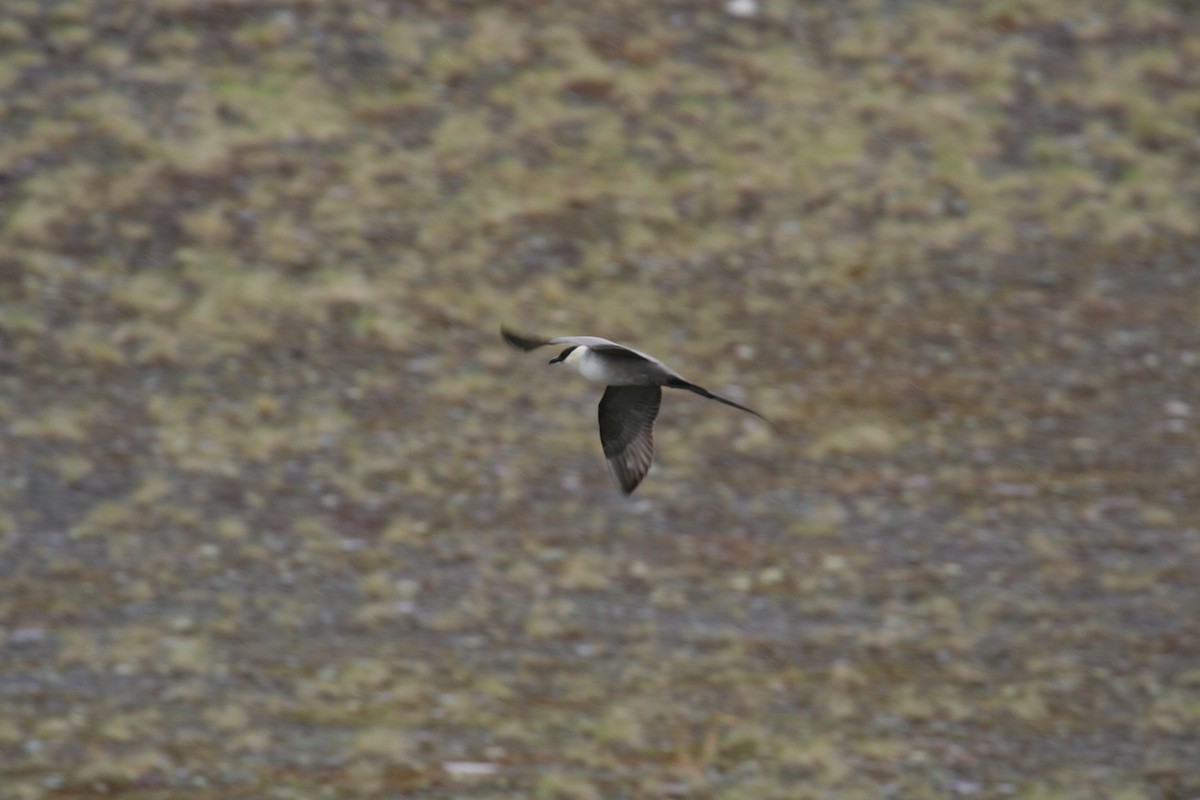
[502,325,768,495]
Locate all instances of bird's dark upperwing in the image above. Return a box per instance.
[598,385,662,495]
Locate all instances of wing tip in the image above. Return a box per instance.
[500,324,545,351]
[606,439,654,496]
[609,463,646,495]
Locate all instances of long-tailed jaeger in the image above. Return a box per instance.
[502,325,768,494]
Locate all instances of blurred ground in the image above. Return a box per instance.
[2,0,1200,798]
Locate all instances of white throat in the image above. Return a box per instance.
[565,346,609,383]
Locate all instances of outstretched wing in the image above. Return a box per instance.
[501,325,668,367]
[598,385,662,495]
[501,325,624,352]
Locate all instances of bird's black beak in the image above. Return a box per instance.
[548,355,563,365]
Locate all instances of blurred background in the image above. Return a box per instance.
[3,0,1200,797]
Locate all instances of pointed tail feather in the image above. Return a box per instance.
[667,378,770,424]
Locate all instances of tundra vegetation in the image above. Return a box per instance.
[1,1,1199,798]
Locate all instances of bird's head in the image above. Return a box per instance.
[549,345,579,365]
